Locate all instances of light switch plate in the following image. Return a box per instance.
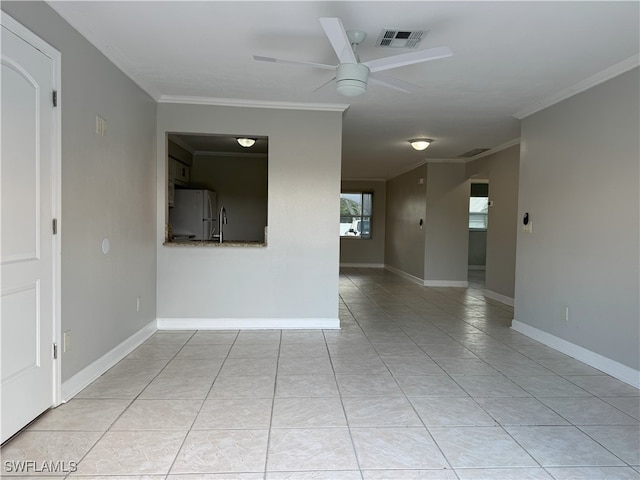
[63,330,71,352]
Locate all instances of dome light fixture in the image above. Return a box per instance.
[409,138,432,151]
[237,137,256,148]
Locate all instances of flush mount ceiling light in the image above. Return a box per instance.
[409,139,432,151]
[237,138,256,148]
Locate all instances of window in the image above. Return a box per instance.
[469,196,489,230]
[340,192,372,239]
[469,182,489,230]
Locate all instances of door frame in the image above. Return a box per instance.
[1,12,62,407]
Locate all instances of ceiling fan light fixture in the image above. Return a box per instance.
[237,137,256,148]
[337,80,367,97]
[409,139,432,151]
[336,63,370,97]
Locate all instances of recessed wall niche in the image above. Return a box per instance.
[166,133,268,244]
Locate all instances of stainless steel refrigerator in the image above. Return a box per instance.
[169,189,217,240]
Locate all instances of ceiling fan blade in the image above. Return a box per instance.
[319,17,358,64]
[369,72,422,94]
[313,76,337,93]
[363,46,453,73]
[253,55,336,70]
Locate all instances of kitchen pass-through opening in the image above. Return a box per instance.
[166,132,268,245]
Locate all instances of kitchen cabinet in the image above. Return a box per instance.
[174,159,190,186]
[169,156,190,186]
[168,156,176,180]
[168,180,175,207]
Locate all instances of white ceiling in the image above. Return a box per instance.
[49,1,639,179]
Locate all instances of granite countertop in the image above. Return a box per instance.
[163,240,266,247]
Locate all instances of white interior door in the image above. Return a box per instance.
[1,18,58,443]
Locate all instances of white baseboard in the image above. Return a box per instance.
[484,289,514,307]
[423,280,469,287]
[512,320,640,388]
[384,264,423,285]
[61,320,157,402]
[383,265,469,288]
[340,263,385,268]
[157,317,340,330]
[468,265,486,271]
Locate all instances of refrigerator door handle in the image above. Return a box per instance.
[203,218,216,237]
[206,193,214,240]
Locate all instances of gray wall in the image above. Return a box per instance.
[515,68,639,370]
[339,180,386,266]
[468,231,487,267]
[2,2,158,381]
[190,154,268,242]
[384,165,427,279]
[157,103,342,321]
[424,163,469,284]
[384,163,468,284]
[467,145,520,299]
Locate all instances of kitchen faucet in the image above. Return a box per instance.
[213,206,227,243]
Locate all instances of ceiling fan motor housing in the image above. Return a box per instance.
[336,63,370,97]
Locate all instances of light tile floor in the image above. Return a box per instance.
[3,269,639,479]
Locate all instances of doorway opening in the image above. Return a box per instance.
[468,181,489,288]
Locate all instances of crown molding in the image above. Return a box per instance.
[513,54,640,120]
[158,95,350,113]
[341,178,388,182]
[192,151,267,158]
[424,158,466,164]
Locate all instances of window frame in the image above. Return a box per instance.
[468,196,489,231]
[340,191,373,240]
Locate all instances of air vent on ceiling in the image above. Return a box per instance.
[376,29,427,48]
[459,148,491,158]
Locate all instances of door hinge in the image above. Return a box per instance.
[52,90,57,107]
[53,343,58,360]
[52,218,57,235]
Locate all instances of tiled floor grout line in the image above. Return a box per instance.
[162,329,239,477]
[328,336,366,480]
[346,273,467,477]
[401,295,537,475]
[62,330,199,477]
[574,423,640,468]
[262,330,283,478]
[327,287,368,478]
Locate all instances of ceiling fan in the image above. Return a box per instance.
[253,17,453,97]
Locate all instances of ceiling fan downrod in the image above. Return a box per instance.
[337,30,369,97]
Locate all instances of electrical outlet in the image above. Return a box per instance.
[63,330,72,352]
[563,306,569,322]
[136,297,141,313]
